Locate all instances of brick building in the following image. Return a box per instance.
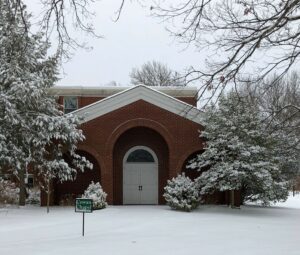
[44,85,233,206]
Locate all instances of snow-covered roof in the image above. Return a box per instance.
[62,85,203,124]
[49,85,198,98]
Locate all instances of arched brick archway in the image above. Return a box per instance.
[77,144,105,177]
[180,150,204,180]
[180,150,228,205]
[112,126,169,205]
[105,118,174,156]
[53,150,101,205]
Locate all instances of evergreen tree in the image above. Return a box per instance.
[0,0,91,208]
[189,92,299,205]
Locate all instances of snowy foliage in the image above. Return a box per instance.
[189,92,299,205]
[26,187,41,205]
[0,1,92,205]
[82,181,107,210]
[0,178,19,205]
[163,173,200,212]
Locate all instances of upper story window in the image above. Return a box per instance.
[64,96,78,114]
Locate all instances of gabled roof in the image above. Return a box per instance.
[68,85,203,124]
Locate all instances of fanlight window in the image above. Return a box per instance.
[127,149,155,163]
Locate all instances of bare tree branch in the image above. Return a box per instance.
[152,0,300,106]
[113,0,125,22]
[130,60,186,86]
[37,0,102,57]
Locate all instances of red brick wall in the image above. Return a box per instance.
[58,95,197,108]
[176,97,197,106]
[58,96,105,109]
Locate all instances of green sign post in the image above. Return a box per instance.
[75,198,93,236]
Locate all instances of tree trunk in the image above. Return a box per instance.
[19,169,26,206]
[47,179,51,213]
[293,183,295,197]
[230,190,235,209]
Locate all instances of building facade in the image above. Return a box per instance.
[43,85,232,206]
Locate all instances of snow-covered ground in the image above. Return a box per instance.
[1,194,300,255]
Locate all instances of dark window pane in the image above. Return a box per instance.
[127,149,155,162]
[26,175,34,188]
[64,97,78,113]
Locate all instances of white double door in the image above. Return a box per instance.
[123,163,158,204]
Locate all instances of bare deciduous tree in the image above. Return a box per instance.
[242,72,300,131]
[130,60,185,86]
[16,0,101,56]
[150,0,300,104]
[241,72,300,192]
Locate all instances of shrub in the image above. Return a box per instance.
[0,178,19,205]
[26,187,41,205]
[82,181,107,210]
[163,173,200,212]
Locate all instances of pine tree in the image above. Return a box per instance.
[189,92,299,205]
[0,1,91,209]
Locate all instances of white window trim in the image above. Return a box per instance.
[123,146,158,165]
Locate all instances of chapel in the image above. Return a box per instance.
[43,85,237,206]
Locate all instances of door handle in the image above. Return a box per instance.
[138,186,143,191]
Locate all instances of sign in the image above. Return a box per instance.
[75,198,93,237]
[75,198,93,213]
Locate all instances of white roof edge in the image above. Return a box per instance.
[49,85,198,97]
[69,85,203,125]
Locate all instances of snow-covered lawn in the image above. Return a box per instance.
[1,194,300,255]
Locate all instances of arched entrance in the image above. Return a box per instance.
[123,146,158,204]
[113,127,169,205]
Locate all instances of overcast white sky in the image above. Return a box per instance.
[26,1,205,87]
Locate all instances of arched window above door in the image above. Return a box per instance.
[126,149,155,163]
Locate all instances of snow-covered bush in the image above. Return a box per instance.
[26,187,41,205]
[0,179,19,205]
[82,181,107,210]
[163,174,200,212]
